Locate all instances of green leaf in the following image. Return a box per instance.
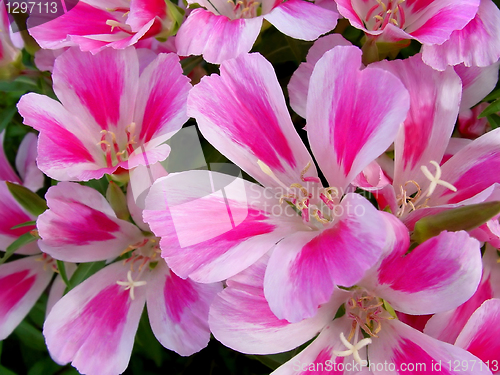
[0,365,17,375]
[412,201,500,243]
[65,261,106,294]
[479,97,500,118]
[57,260,70,287]
[6,181,47,216]
[0,232,37,265]
[0,106,17,133]
[483,87,500,102]
[181,55,203,76]
[28,358,63,375]
[13,320,46,351]
[249,351,297,370]
[487,113,500,129]
[10,220,37,229]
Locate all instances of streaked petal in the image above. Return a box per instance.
[175,9,262,64]
[370,319,492,375]
[0,256,54,340]
[372,54,462,192]
[288,34,352,118]
[43,262,146,375]
[307,45,409,192]
[143,170,305,283]
[264,193,386,322]
[37,182,144,262]
[209,255,341,354]
[15,132,44,191]
[455,62,500,112]
[147,261,222,356]
[188,52,316,189]
[422,0,500,70]
[363,231,482,315]
[0,131,22,183]
[264,0,338,41]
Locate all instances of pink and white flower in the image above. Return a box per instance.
[175,0,339,63]
[40,181,222,374]
[17,47,191,181]
[28,0,176,54]
[209,230,487,374]
[335,0,480,45]
[144,47,410,323]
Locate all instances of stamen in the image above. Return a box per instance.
[257,160,289,190]
[420,160,457,197]
[333,331,371,365]
[116,270,147,300]
[300,161,321,183]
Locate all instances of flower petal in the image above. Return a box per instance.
[0,256,54,340]
[264,0,338,41]
[264,193,386,322]
[146,261,222,356]
[455,62,500,112]
[143,170,305,283]
[372,54,462,192]
[363,231,482,315]
[175,9,262,64]
[0,131,22,183]
[307,45,409,192]
[422,0,500,70]
[288,34,352,118]
[43,262,146,375]
[370,319,492,375]
[209,255,341,354]
[37,182,144,262]
[188,52,316,189]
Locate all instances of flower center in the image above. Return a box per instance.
[227,0,261,18]
[333,289,394,365]
[258,160,339,225]
[396,160,457,218]
[116,237,161,300]
[96,123,137,168]
[365,0,406,30]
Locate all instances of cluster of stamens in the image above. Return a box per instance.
[396,160,457,218]
[116,237,161,300]
[227,0,261,18]
[258,160,339,225]
[105,7,133,34]
[365,0,406,30]
[97,123,137,168]
[35,253,58,273]
[334,290,394,365]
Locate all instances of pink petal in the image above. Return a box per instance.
[209,255,341,354]
[0,182,38,255]
[127,0,166,32]
[175,9,262,64]
[37,182,144,262]
[46,263,77,316]
[459,104,491,139]
[431,128,500,205]
[28,2,122,50]
[143,170,305,283]
[133,53,190,146]
[364,231,482,315]
[307,45,410,191]
[52,47,138,133]
[188,52,317,189]
[288,34,352,118]
[264,0,338,41]
[15,132,44,191]
[370,319,492,375]
[372,54,462,192]
[146,261,222,356]
[455,62,500,112]
[0,131,22,183]
[424,246,500,344]
[43,262,146,375]
[422,0,500,70]
[271,315,364,375]
[0,256,54,340]
[264,193,387,322]
[455,298,500,368]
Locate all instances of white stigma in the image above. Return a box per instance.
[117,270,147,300]
[333,332,371,365]
[420,160,457,197]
